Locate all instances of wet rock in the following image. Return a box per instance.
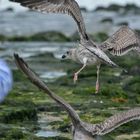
[30,31,70,42]
[80,7,88,13]
[0,126,47,140]
[52,121,70,133]
[117,22,129,26]
[37,104,62,112]
[95,4,123,12]
[1,31,71,42]
[95,4,140,14]
[100,18,113,23]
[4,7,14,12]
[124,4,140,14]
[29,52,56,62]
[5,129,24,139]
[0,100,37,123]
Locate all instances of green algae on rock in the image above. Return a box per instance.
[0,31,70,42]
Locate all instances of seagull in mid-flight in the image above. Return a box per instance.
[10,0,140,93]
[14,54,140,140]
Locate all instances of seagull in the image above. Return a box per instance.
[10,0,140,93]
[14,54,140,140]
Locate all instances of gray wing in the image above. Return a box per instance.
[14,54,81,127]
[81,40,118,67]
[83,108,140,135]
[100,26,140,56]
[10,0,88,40]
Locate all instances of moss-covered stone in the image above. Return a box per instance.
[0,31,71,42]
[0,100,37,123]
[30,31,70,42]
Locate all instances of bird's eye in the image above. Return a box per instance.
[66,51,69,54]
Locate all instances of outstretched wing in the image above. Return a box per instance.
[100,26,140,56]
[98,108,140,135]
[83,108,140,135]
[81,40,118,67]
[14,54,81,127]
[10,0,88,40]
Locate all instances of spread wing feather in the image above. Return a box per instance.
[97,108,140,135]
[14,54,81,127]
[83,108,140,135]
[10,0,88,40]
[100,26,140,56]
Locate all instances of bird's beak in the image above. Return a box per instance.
[62,55,66,59]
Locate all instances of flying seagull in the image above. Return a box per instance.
[14,54,140,140]
[10,0,140,93]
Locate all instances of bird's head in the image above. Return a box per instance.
[62,49,76,60]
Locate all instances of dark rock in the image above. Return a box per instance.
[3,7,14,12]
[37,104,62,112]
[80,7,88,12]
[117,22,129,26]
[29,52,55,60]
[95,4,123,12]
[124,4,140,14]
[100,18,113,23]
[95,4,140,14]
[0,100,38,123]
[30,31,70,42]
[6,129,24,139]
[4,31,71,42]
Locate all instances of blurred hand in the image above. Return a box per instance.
[0,59,13,102]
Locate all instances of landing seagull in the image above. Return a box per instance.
[10,0,140,93]
[14,54,140,140]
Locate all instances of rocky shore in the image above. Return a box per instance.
[0,3,140,140]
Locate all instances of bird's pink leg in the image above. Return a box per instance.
[95,64,100,94]
[73,64,86,84]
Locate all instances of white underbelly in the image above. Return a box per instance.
[75,48,99,65]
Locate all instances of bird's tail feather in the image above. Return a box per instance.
[109,61,128,73]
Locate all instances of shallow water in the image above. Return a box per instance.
[0,42,74,58]
[36,130,59,138]
[0,10,140,37]
[0,42,73,80]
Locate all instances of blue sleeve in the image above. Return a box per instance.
[0,59,13,102]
